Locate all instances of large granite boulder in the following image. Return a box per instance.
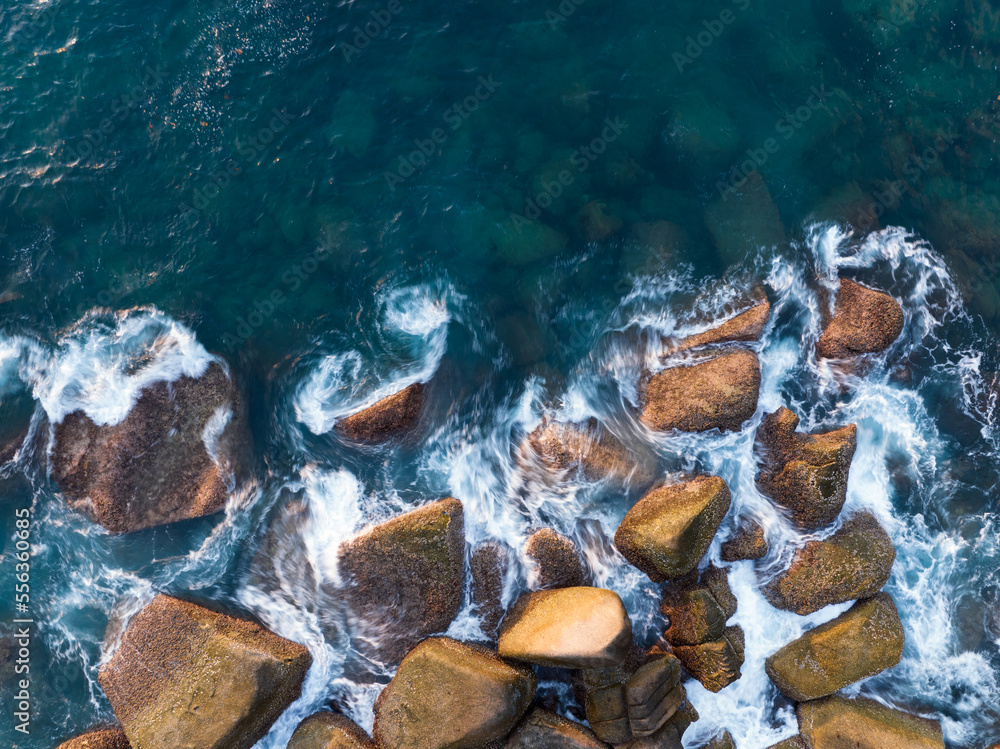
[765,593,904,701]
[640,350,760,433]
[667,298,770,354]
[720,519,768,562]
[373,638,536,749]
[98,595,311,749]
[614,476,732,582]
[625,656,685,738]
[56,728,131,749]
[816,278,904,359]
[797,695,944,749]
[51,361,249,533]
[288,712,375,749]
[518,418,647,485]
[498,587,632,669]
[525,528,589,590]
[505,708,607,748]
[338,498,465,663]
[755,407,857,529]
[673,625,745,693]
[337,382,424,443]
[471,541,510,639]
[761,511,895,615]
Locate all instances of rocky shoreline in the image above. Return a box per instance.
[54,276,945,749]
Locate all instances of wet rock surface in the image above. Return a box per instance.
[816,278,904,359]
[337,382,425,443]
[524,528,589,590]
[720,520,768,562]
[505,707,607,748]
[518,417,647,485]
[667,299,770,354]
[55,728,131,749]
[472,541,510,639]
[797,695,944,749]
[288,712,375,749]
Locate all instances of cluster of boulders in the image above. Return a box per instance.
[55,278,947,749]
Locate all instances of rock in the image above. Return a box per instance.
[614,476,732,582]
[673,628,744,693]
[505,708,607,748]
[288,712,375,749]
[373,638,536,749]
[816,278,904,359]
[797,695,944,749]
[472,541,509,639]
[704,732,736,749]
[98,595,311,749]
[720,520,768,562]
[338,498,465,663]
[761,511,895,615]
[525,528,589,590]
[577,662,636,744]
[669,300,771,353]
[519,418,641,484]
[337,383,424,443]
[765,739,807,749]
[765,593,905,701]
[755,407,857,529]
[625,656,684,738]
[701,566,738,621]
[498,587,632,669]
[660,587,726,646]
[705,172,788,267]
[56,728,131,749]
[577,201,624,242]
[51,361,248,533]
[640,350,760,433]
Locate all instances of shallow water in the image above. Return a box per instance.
[2,0,1000,746]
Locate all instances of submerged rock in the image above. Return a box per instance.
[519,417,644,485]
[338,498,465,663]
[765,593,904,701]
[755,407,857,529]
[373,638,536,749]
[505,708,606,748]
[816,278,904,359]
[51,361,248,534]
[498,587,632,669]
[525,528,589,590]
[797,695,944,749]
[761,511,895,615]
[640,350,760,433]
[471,541,510,639]
[99,595,311,749]
[288,712,375,749]
[336,382,424,443]
[615,476,732,582]
[56,728,131,749]
[720,520,768,562]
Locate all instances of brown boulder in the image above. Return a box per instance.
[505,708,607,748]
[338,498,465,663]
[756,407,857,529]
[625,656,684,738]
[640,350,760,433]
[704,732,736,749]
[615,476,732,582]
[98,595,311,749]
[797,695,944,749]
[525,528,589,590]
[519,418,644,485]
[471,541,510,639]
[673,626,744,693]
[373,638,536,749]
[56,728,131,749]
[761,511,895,615]
[660,586,726,646]
[720,520,768,562]
[668,300,770,354]
[765,593,904,701]
[288,712,375,749]
[816,278,904,359]
[51,361,248,533]
[337,382,424,443]
[765,739,807,749]
[701,565,738,621]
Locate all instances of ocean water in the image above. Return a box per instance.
[2,0,1000,746]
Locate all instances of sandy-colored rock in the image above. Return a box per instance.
[816,278,904,359]
[338,498,465,663]
[373,638,536,749]
[669,300,770,353]
[660,587,726,646]
[640,350,760,433]
[765,593,904,701]
[56,728,131,749]
[98,595,311,749]
[626,656,683,738]
[498,587,632,669]
[505,708,607,748]
[337,382,424,443]
[615,476,732,582]
[761,511,895,615]
[519,418,642,484]
[525,528,588,590]
[797,695,944,749]
[673,627,744,693]
[288,712,375,749]
[472,541,509,639]
[52,361,249,533]
[720,520,768,562]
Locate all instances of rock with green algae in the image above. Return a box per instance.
[765,592,905,701]
[372,637,536,749]
[614,476,732,582]
[504,708,607,748]
[338,498,465,663]
[288,712,375,749]
[98,595,312,749]
[796,695,944,749]
[55,728,131,749]
[336,382,424,443]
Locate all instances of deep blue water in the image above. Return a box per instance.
[2,0,1000,746]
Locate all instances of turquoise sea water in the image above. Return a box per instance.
[2,0,1000,746]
